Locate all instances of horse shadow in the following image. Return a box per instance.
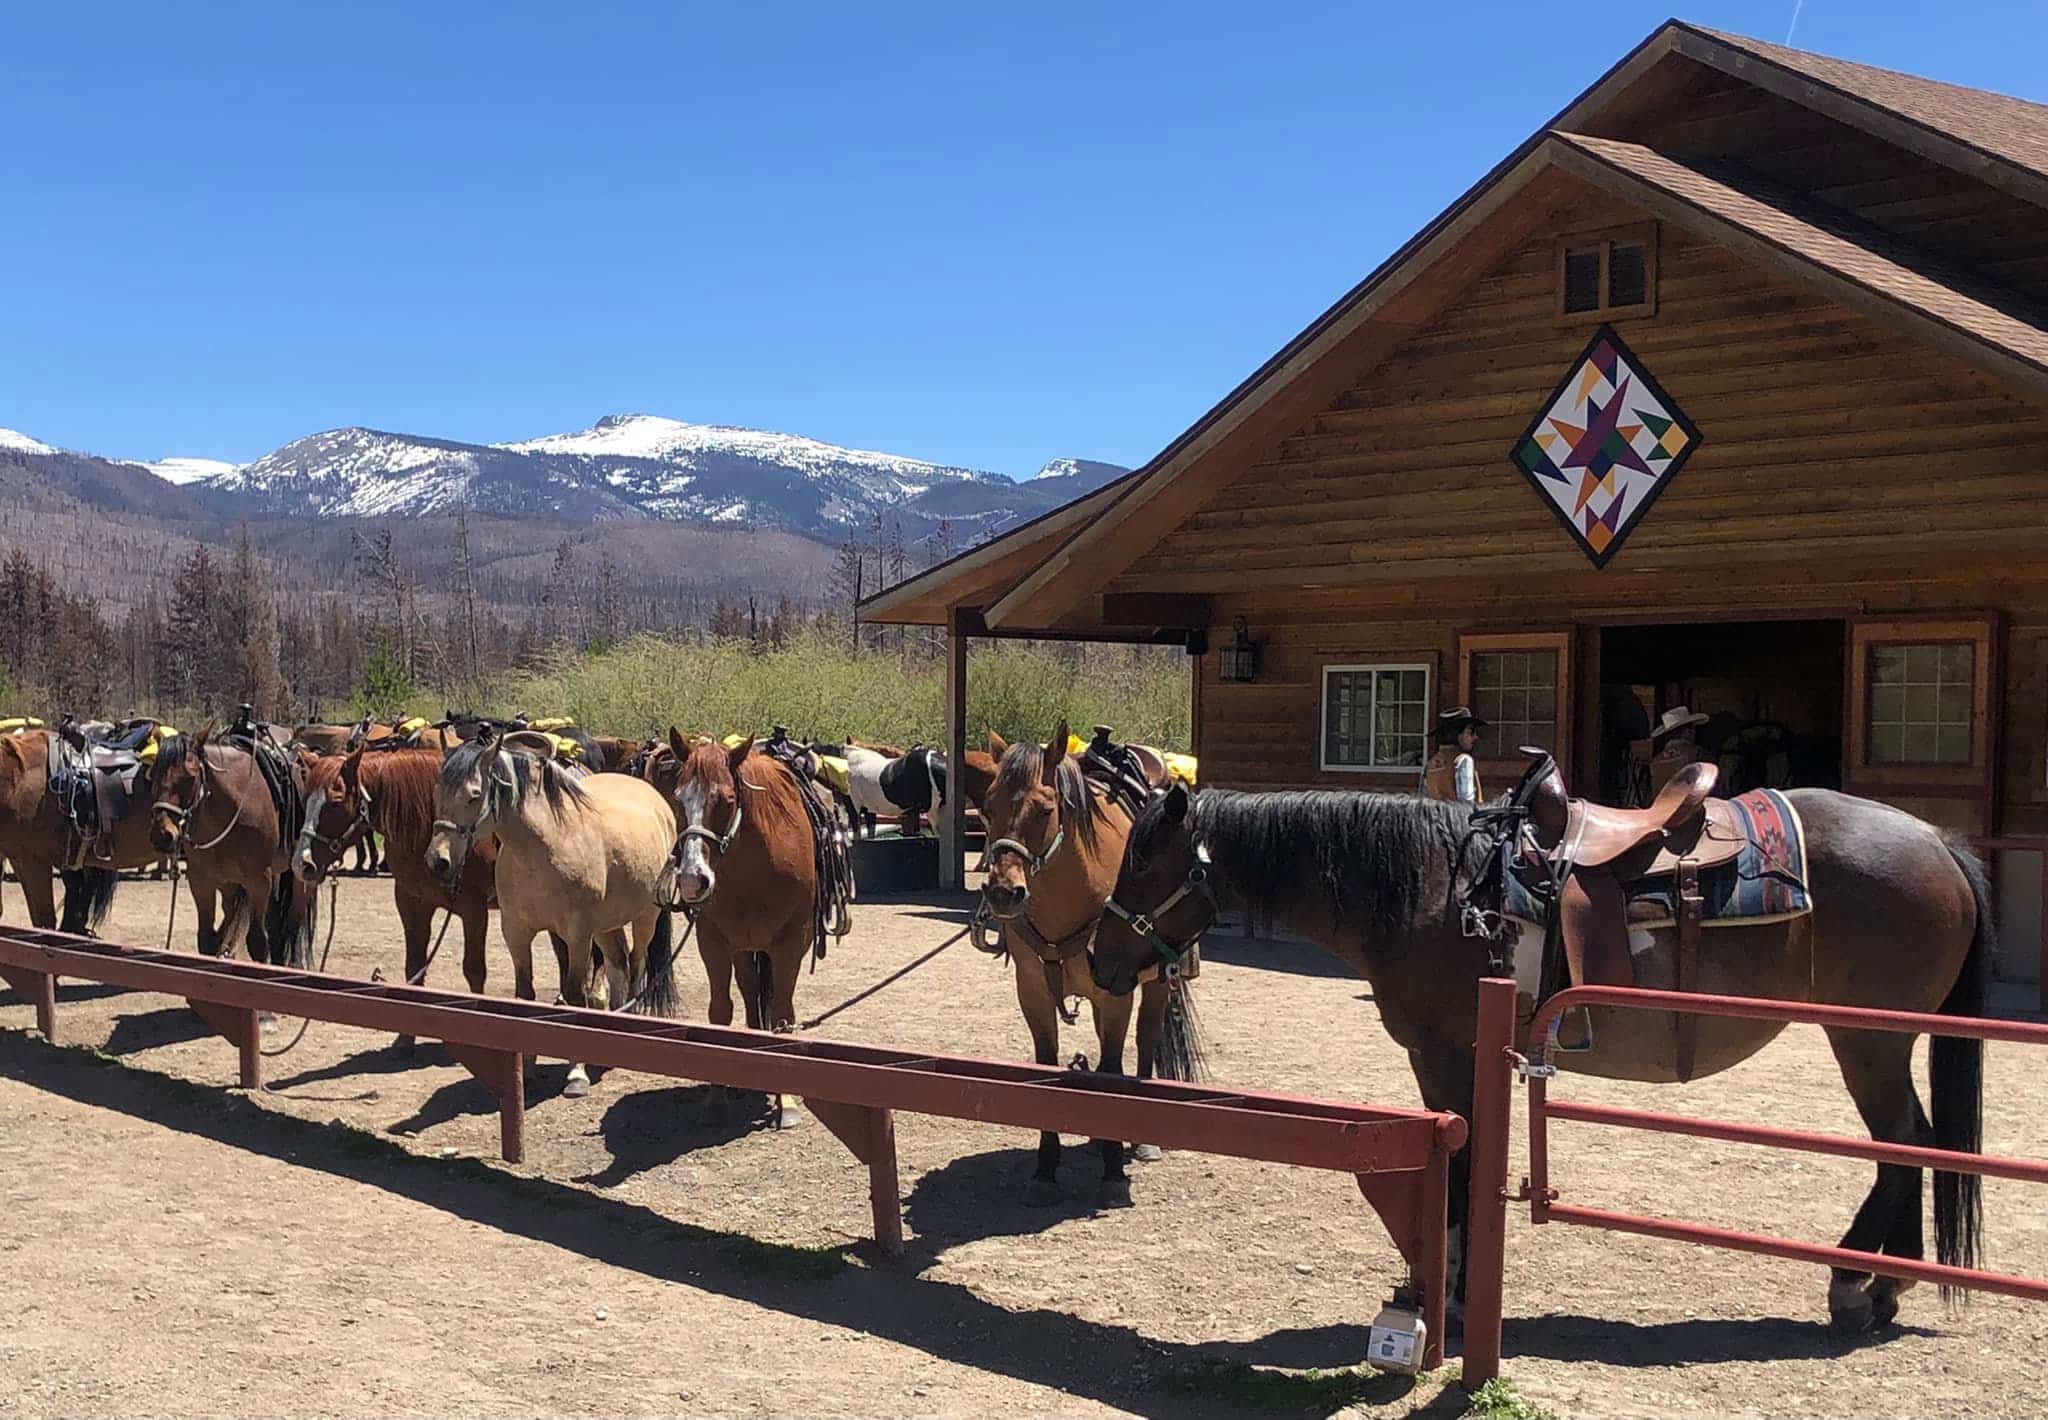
[385,1061,579,1138]
[1502,1311,1936,1366]
[271,1039,441,1092]
[102,1006,212,1056]
[53,982,128,1004]
[903,1146,1130,1251]
[1193,933,1358,981]
[574,1083,760,1188]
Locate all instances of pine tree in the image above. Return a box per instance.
[164,546,224,711]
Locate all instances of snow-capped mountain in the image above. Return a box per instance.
[0,428,58,456]
[189,414,1127,540]
[138,456,239,486]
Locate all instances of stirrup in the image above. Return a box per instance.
[1548,1005,1597,1054]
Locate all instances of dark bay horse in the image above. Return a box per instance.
[428,729,678,1096]
[647,729,834,1127]
[150,730,318,969]
[293,748,498,1000]
[1089,782,1989,1334]
[979,724,1203,1204]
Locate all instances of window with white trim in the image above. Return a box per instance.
[1321,664,1430,772]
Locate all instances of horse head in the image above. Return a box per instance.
[1091,781,1211,996]
[661,726,748,908]
[148,728,210,857]
[979,719,1072,921]
[428,726,504,890]
[293,749,372,885]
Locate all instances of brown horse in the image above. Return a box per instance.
[428,729,678,1096]
[149,730,318,969]
[647,729,830,1127]
[1089,781,1990,1334]
[0,729,171,934]
[293,749,498,1003]
[979,723,1203,1205]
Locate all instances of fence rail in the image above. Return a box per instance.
[0,925,1465,1371]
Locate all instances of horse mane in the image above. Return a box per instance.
[442,736,588,818]
[308,750,443,851]
[992,741,1101,848]
[1128,788,1470,940]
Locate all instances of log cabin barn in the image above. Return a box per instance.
[860,21,2048,997]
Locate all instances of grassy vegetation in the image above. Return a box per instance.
[1464,1377,1563,1420]
[478,630,1194,751]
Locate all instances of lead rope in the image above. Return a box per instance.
[801,921,972,1030]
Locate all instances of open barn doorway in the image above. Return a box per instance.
[1596,618,1845,807]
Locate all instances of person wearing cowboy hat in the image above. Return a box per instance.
[1420,706,1487,804]
[1648,705,1709,796]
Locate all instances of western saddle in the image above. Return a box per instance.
[53,716,167,862]
[1509,749,1746,1080]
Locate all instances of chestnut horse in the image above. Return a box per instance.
[428,729,678,1096]
[979,724,1203,1205]
[647,730,832,1128]
[149,730,318,968]
[293,748,498,1001]
[0,729,163,933]
[1090,781,1990,1333]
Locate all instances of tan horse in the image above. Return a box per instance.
[980,723,1201,1205]
[646,730,831,1128]
[427,728,678,1096]
[149,730,317,969]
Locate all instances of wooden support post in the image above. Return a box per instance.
[443,1042,527,1163]
[808,1098,905,1255]
[937,606,969,891]
[0,964,57,1043]
[1461,976,1517,1389]
[186,998,262,1091]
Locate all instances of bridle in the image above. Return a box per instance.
[1102,840,1216,979]
[296,785,375,879]
[660,776,751,910]
[985,825,1062,879]
[430,744,515,870]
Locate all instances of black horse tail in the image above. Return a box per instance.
[635,909,679,1016]
[61,866,120,935]
[1155,971,1211,1083]
[1933,841,1992,1293]
[263,872,315,969]
[752,949,774,1031]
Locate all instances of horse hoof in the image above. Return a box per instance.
[1828,1295,1876,1335]
[1132,1143,1165,1164]
[1869,1289,1902,1328]
[1097,1177,1135,1210]
[563,1071,590,1099]
[773,1100,805,1131]
[1024,1177,1063,1208]
[257,1013,279,1034]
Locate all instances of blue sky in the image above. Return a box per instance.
[4,3,2044,476]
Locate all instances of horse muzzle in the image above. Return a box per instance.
[675,866,716,906]
[980,882,1027,920]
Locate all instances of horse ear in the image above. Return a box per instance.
[341,747,364,789]
[1043,719,1069,784]
[1163,782,1190,826]
[668,726,689,760]
[476,723,497,748]
[987,730,1009,757]
[727,735,755,772]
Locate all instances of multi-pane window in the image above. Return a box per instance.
[1869,643,1974,765]
[1558,226,1656,317]
[1322,665,1429,771]
[1471,650,1559,759]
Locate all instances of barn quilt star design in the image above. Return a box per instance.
[1509,326,1702,568]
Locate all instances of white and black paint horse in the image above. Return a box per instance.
[841,744,947,837]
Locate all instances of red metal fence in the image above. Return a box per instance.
[1463,976,2048,1385]
[0,926,1465,1370]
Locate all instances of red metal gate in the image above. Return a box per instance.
[1462,976,2048,1385]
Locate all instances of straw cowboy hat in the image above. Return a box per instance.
[1435,705,1488,738]
[1651,705,1709,743]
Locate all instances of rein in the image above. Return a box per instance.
[1103,840,1216,979]
[154,748,249,856]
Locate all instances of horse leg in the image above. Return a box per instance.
[504,923,538,1002]
[393,891,435,1049]
[734,951,766,1031]
[560,935,597,1097]
[459,904,489,995]
[1089,980,1135,1205]
[697,924,736,1123]
[547,932,572,1004]
[600,927,632,1013]
[191,878,221,958]
[765,943,805,1131]
[1130,979,1169,1163]
[1823,1027,1929,1332]
[1012,944,1065,1205]
[1408,1041,1476,1325]
[19,858,56,931]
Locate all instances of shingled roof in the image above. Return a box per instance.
[1694,24,2048,183]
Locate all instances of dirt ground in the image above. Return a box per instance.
[2,874,2046,1419]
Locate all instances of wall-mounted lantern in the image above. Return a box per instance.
[1217,616,1260,683]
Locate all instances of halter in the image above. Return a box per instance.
[661,781,747,911]
[985,827,1063,877]
[1102,841,1217,978]
[430,746,513,864]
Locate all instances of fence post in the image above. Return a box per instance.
[1462,976,1516,1389]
